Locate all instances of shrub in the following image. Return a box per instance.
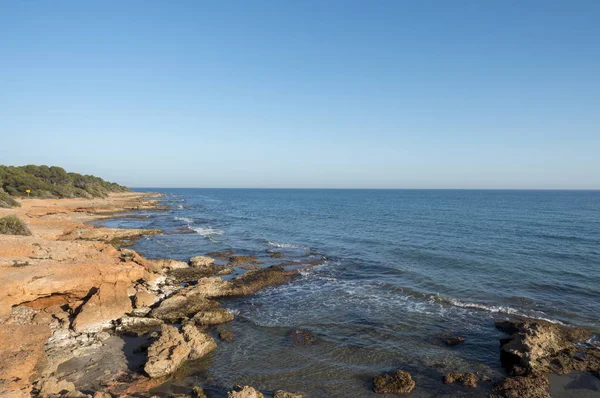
[0,215,32,236]
[0,189,19,208]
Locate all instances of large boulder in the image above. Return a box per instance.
[72,282,133,332]
[373,370,415,394]
[133,290,158,308]
[144,324,215,378]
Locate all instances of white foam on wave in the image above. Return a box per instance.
[268,241,305,249]
[192,226,224,236]
[174,216,192,223]
[447,298,565,324]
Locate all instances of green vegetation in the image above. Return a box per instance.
[0,165,129,207]
[0,188,20,208]
[0,215,32,236]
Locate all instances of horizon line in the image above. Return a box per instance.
[129,187,600,191]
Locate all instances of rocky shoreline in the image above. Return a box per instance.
[0,193,599,397]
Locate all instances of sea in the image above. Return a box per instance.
[98,189,600,397]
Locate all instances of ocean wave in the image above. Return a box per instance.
[192,226,224,236]
[445,298,564,324]
[174,216,193,223]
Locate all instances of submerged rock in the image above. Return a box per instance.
[443,372,478,388]
[227,255,261,267]
[72,281,133,332]
[219,330,236,342]
[228,385,264,398]
[191,308,234,325]
[287,329,315,345]
[144,324,216,378]
[273,390,304,398]
[373,370,415,394]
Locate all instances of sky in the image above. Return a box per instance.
[1,1,599,189]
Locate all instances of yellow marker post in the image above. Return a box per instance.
[26,189,31,197]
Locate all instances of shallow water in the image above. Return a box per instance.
[100,189,600,397]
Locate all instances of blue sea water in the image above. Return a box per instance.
[100,189,600,397]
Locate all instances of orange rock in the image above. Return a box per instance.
[72,281,133,332]
[0,324,51,395]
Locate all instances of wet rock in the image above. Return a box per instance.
[443,372,478,388]
[191,385,208,398]
[496,319,599,375]
[189,256,215,268]
[227,255,261,267]
[206,251,235,261]
[268,251,283,258]
[219,330,235,342]
[373,370,415,394]
[182,324,217,360]
[490,373,550,398]
[228,385,264,398]
[116,316,164,336]
[288,329,315,345]
[144,324,216,378]
[229,265,298,296]
[191,308,234,325]
[150,294,219,322]
[433,333,465,346]
[72,281,133,333]
[273,390,304,398]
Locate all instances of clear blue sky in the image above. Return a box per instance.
[1,1,599,189]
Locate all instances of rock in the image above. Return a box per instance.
[433,333,465,346]
[72,281,133,332]
[93,392,113,398]
[116,316,164,336]
[496,319,599,375]
[191,386,208,398]
[0,324,51,394]
[228,385,264,398]
[268,252,283,258]
[219,330,235,342]
[229,265,298,296]
[150,294,219,322]
[490,373,550,398]
[288,329,315,345]
[134,290,158,308]
[189,256,215,268]
[443,372,478,388]
[181,324,217,360]
[145,325,190,378]
[373,370,415,394]
[144,324,215,378]
[273,390,304,398]
[150,258,189,270]
[37,377,76,397]
[191,308,234,325]
[227,256,261,267]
